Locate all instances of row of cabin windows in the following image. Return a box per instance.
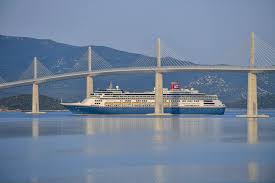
[105,104,149,107]
[99,96,217,100]
[101,99,201,103]
[136,99,148,102]
[102,94,209,97]
[170,100,200,102]
[106,104,154,107]
[105,104,153,107]
[117,100,174,102]
[102,93,204,96]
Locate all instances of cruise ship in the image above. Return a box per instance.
[61,82,225,115]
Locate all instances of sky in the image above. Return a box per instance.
[0,0,274,65]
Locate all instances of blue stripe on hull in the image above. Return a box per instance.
[63,106,225,115]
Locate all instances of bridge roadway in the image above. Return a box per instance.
[1,65,275,89]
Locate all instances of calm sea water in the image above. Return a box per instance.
[0,109,275,183]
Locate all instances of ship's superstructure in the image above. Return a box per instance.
[62,82,225,115]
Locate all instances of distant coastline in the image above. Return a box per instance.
[0,94,65,111]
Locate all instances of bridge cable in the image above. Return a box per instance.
[19,62,34,80]
[71,49,112,72]
[36,59,54,78]
[0,76,5,84]
[255,35,275,67]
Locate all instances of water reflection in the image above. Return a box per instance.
[175,118,222,142]
[86,169,94,183]
[153,118,164,144]
[85,118,95,136]
[0,115,263,146]
[32,118,39,138]
[246,118,259,182]
[31,177,39,183]
[248,161,258,182]
[154,165,165,183]
[25,116,225,143]
[1,112,275,183]
[152,117,223,143]
[247,118,258,144]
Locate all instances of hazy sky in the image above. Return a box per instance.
[0,0,274,65]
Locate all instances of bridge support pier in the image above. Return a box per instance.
[86,46,93,98]
[148,38,171,116]
[32,82,39,113]
[247,72,257,117]
[154,71,164,114]
[237,32,268,118]
[238,72,268,118]
[86,75,93,98]
[26,57,45,114]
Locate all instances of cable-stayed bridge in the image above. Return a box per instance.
[0,32,275,117]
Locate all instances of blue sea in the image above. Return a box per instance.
[0,109,275,183]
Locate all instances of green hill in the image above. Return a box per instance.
[0,94,64,111]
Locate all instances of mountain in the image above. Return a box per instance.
[0,35,275,107]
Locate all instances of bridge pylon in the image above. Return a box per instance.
[86,46,93,98]
[148,38,171,116]
[237,32,268,118]
[27,57,45,114]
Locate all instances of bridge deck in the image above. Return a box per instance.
[1,66,275,89]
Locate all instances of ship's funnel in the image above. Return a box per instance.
[170,82,180,90]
